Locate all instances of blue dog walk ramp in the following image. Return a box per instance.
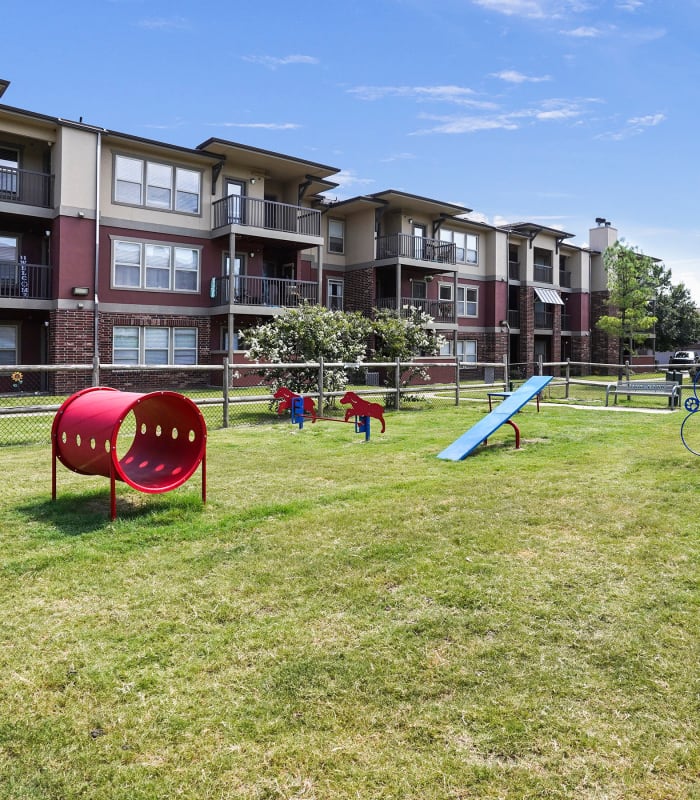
[437,375,553,461]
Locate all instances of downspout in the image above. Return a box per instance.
[93,130,102,385]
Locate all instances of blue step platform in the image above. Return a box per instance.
[437,375,553,461]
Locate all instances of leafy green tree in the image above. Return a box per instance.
[242,303,372,396]
[595,240,658,360]
[653,282,700,352]
[371,306,444,401]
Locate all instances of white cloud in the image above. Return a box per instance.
[472,0,547,18]
[242,54,319,69]
[617,0,644,10]
[210,121,302,130]
[562,25,606,37]
[597,112,666,140]
[348,84,478,102]
[472,0,589,19]
[491,70,551,83]
[328,170,375,197]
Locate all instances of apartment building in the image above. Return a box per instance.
[0,84,626,392]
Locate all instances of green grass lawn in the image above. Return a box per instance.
[1,403,699,799]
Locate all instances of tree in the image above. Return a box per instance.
[371,305,444,401]
[595,240,658,360]
[242,303,372,397]
[653,281,700,352]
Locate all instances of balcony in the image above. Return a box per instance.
[0,261,52,299]
[508,309,520,328]
[376,296,455,324]
[376,234,456,265]
[534,264,553,283]
[0,168,54,208]
[559,270,572,288]
[534,311,553,328]
[509,260,520,280]
[209,275,317,307]
[212,195,321,237]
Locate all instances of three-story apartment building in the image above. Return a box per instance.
[0,83,630,392]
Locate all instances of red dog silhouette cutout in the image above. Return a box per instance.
[274,386,317,421]
[340,391,385,433]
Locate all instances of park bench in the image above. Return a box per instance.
[605,380,680,407]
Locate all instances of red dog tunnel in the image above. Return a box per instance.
[52,387,207,519]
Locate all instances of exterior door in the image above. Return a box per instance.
[225,180,244,224]
[412,223,426,259]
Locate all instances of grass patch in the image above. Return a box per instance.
[0,404,699,798]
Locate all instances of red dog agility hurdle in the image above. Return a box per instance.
[52,387,207,519]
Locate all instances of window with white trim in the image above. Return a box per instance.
[439,338,453,356]
[328,218,345,254]
[439,283,453,301]
[440,229,478,264]
[113,239,200,293]
[457,339,477,364]
[457,286,478,317]
[327,278,344,310]
[114,155,201,214]
[0,324,18,365]
[113,326,197,365]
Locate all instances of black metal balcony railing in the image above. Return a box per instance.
[212,195,321,237]
[534,265,553,283]
[508,309,520,328]
[534,311,554,328]
[561,313,571,330]
[209,275,318,307]
[0,168,54,208]
[559,270,572,288]
[376,234,457,265]
[0,261,52,299]
[509,260,520,280]
[376,296,455,324]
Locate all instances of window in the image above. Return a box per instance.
[113,326,197,365]
[0,324,18,364]
[328,219,344,254]
[534,248,553,283]
[457,339,477,364]
[439,283,453,301]
[0,235,18,285]
[114,155,201,214]
[439,339,453,356]
[457,286,478,317]
[113,239,200,293]
[440,229,478,264]
[327,278,344,310]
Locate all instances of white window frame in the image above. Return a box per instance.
[439,338,454,357]
[112,238,201,293]
[328,218,345,254]
[0,323,18,365]
[114,154,201,215]
[457,286,478,317]
[112,326,198,365]
[438,282,453,301]
[327,278,344,310]
[440,229,479,265]
[457,339,477,364]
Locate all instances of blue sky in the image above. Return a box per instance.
[4,0,700,297]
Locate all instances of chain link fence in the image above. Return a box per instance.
[0,358,675,447]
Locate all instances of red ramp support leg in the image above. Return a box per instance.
[52,387,207,519]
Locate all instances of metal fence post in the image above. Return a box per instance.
[395,358,401,410]
[566,358,571,399]
[503,354,509,391]
[455,355,460,406]
[318,358,324,411]
[223,357,230,428]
